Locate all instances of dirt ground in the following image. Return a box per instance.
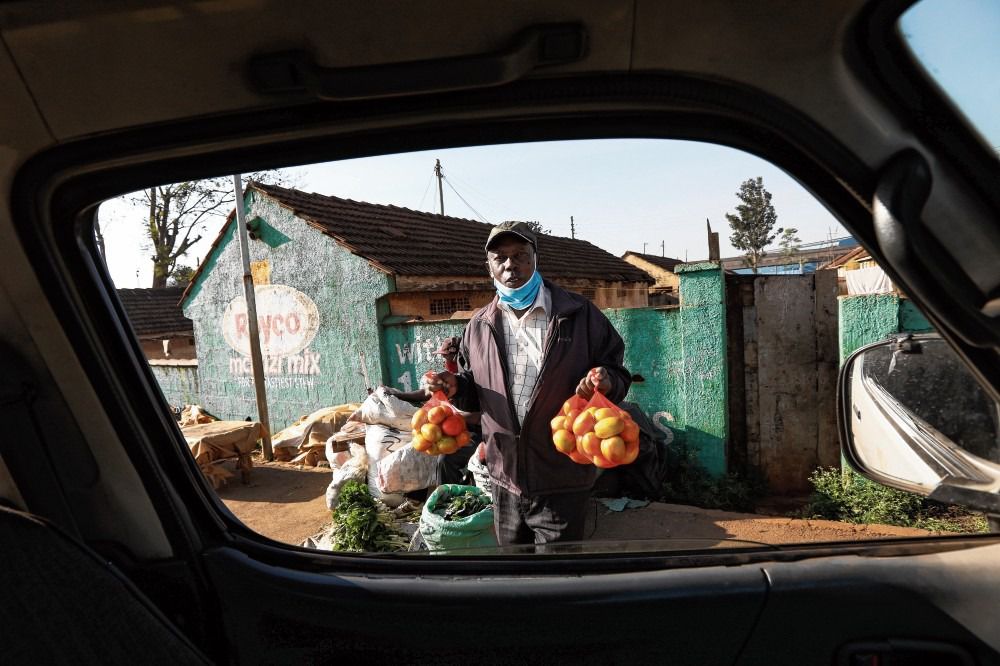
[217,461,932,547]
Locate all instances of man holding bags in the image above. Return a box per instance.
[429,221,631,546]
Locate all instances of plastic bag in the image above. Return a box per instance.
[358,387,418,430]
[364,424,410,507]
[550,390,640,468]
[466,444,492,495]
[376,444,441,494]
[419,484,496,553]
[409,391,472,456]
[325,442,368,510]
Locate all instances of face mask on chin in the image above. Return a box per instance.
[495,269,542,310]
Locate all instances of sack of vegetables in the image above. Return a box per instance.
[550,390,640,468]
[419,484,496,553]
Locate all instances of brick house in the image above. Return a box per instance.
[622,251,683,306]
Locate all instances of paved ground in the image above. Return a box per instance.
[217,461,932,547]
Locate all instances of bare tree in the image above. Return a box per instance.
[135,171,289,287]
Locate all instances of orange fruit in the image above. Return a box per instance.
[594,407,617,421]
[411,434,431,452]
[621,420,640,444]
[550,415,567,432]
[622,440,640,465]
[441,414,466,436]
[568,450,592,465]
[420,423,442,442]
[594,416,624,439]
[437,436,459,455]
[411,408,428,430]
[455,431,471,447]
[428,405,452,424]
[572,411,596,437]
[600,436,626,464]
[565,409,581,428]
[591,454,617,469]
[552,429,576,454]
[580,431,602,457]
[426,442,440,455]
[563,396,585,415]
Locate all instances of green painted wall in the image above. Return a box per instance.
[383,319,468,391]
[384,264,729,475]
[839,294,935,362]
[604,306,685,446]
[676,263,729,475]
[150,365,200,412]
[182,191,394,430]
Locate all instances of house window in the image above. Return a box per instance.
[580,288,596,300]
[618,287,629,298]
[429,296,471,316]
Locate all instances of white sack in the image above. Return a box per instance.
[377,445,440,494]
[358,387,418,431]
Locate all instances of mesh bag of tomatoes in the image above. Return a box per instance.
[550,391,640,468]
[410,391,472,456]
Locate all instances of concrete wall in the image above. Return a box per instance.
[182,191,394,429]
[739,272,840,494]
[839,294,933,362]
[149,363,200,413]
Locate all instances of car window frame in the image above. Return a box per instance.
[13,67,1000,574]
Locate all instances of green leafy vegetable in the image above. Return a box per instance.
[434,489,492,521]
[331,480,409,552]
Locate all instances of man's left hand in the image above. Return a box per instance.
[576,367,611,399]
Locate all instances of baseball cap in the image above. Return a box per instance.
[485,221,537,250]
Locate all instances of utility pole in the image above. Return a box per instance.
[570,215,575,239]
[233,174,273,461]
[643,242,647,254]
[661,240,665,257]
[435,159,444,216]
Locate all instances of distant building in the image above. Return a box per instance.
[117,286,195,361]
[722,237,859,275]
[179,183,652,427]
[622,251,683,305]
[820,245,893,295]
[117,286,198,412]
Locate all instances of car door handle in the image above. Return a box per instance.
[248,23,587,101]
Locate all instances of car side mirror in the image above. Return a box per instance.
[839,333,1000,515]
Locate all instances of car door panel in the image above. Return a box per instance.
[201,546,768,664]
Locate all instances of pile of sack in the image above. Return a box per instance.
[325,388,441,510]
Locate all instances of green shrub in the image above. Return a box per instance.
[803,467,986,532]
[661,445,766,512]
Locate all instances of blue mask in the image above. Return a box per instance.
[495,270,542,310]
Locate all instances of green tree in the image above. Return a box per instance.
[725,177,778,273]
[777,227,801,256]
[168,265,196,287]
[520,220,550,235]
[133,171,289,288]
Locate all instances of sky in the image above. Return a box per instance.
[99,139,847,288]
[98,0,999,289]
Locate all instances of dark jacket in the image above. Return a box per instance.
[455,281,631,496]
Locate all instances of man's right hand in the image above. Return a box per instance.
[425,371,457,398]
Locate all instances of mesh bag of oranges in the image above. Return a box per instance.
[550,391,640,468]
[410,391,472,456]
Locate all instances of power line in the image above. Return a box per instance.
[442,176,490,224]
[416,171,435,212]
